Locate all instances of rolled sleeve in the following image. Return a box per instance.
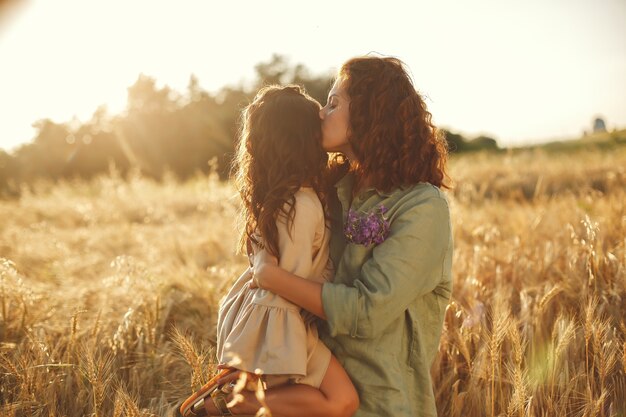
[321,281,360,337]
[321,196,451,339]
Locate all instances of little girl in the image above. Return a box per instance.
[179,85,358,417]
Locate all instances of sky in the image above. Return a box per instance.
[0,0,625,152]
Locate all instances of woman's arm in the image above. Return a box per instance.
[254,194,452,338]
[253,258,326,319]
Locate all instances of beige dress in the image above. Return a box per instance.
[216,187,333,389]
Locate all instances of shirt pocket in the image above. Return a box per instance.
[406,295,447,369]
[342,352,409,416]
[341,243,374,278]
[406,308,419,368]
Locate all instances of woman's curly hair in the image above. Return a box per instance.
[233,85,327,258]
[339,56,450,191]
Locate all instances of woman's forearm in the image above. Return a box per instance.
[259,264,327,320]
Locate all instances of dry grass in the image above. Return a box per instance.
[1,147,625,416]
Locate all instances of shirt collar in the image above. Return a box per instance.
[334,172,395,204]
[334,172,354,211]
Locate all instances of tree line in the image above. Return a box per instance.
[0,55,498,197]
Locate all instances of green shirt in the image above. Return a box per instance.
[320,173,453,417]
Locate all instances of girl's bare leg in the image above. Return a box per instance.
[204,355,359,417]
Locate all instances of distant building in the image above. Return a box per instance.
[593,117,607,133]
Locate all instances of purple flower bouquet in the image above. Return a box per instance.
[344,204,390,246]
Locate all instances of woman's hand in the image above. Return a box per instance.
[246,239,278,289]
[244,238,327,319]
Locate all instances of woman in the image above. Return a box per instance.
[217,56,453,417]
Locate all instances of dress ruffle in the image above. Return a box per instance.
[217,271,313,377]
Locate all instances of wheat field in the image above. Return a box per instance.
[1,147,625,416]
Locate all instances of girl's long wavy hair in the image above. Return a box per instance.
[338,56,450,191]
[233,85,327,258]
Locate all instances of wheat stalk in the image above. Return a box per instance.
[67,309,86,364]
[79,345,114,417]
[116,386,143,417]
[2,149,625,415]
[170,326,207,391]
[506,363,528,417]
[488,299,511,417]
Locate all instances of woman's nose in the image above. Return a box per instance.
[319,107,325,120]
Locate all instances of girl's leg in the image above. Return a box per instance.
[205,355,359,417]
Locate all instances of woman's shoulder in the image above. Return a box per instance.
[386,182,450,223]
[400,182,449,205]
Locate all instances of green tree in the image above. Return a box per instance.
[14,119,72,181]
[442,129,468,153]
[254,54,332,105]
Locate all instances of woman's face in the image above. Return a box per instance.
[319,77,352,155]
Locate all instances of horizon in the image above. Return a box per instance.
[1,0,625,152]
